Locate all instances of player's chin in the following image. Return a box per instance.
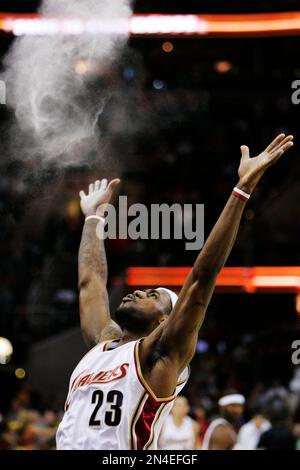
[114,305,149,332]
[115,304,133,318]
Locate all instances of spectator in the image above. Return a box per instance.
[194,404,209,448]
[202,393,245,450]
[236,406,271,450]
[293,423,300,451]
[257,399,296,450]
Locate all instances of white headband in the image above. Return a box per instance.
[218,394,245,407]
[157,288,178,310]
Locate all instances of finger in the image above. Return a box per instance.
[100,179,108,192]
[107,178,121,193]
[88,183,94,195]
[268,141,293,163]
[94,180,101,191]
[278,140,294,154]
[240,145,250,160]
[79,190,86,199]
[271,135,294,155]
[265,133,285,152]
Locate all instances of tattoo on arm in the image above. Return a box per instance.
[78,219,118,347]
[79,220,107,283]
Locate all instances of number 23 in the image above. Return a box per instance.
[89,390,123,427]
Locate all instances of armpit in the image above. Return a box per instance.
[98,321,122,343]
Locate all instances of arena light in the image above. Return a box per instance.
[252,276,300,288]
[130,14,208,36]
[296,293,300,314]
[0,337,13,365]
[214,60,233,74]
[15,368,26,379]
[0,16,130,37]
[1,13,300,37]
[162,41,174,53]
[125,267,300,293]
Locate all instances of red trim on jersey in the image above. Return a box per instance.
[134,395,162,450]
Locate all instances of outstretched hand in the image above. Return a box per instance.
[79,178,121,217]
[238,133,294,193]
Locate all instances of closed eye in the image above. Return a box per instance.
[148,290,158,299]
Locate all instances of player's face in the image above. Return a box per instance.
[223,404,244,423]
[172,396,190,418]
[114,289,171,333]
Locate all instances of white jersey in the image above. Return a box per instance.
[56,339,189,450]
[235,418,271,450]
[202,418,237,450]
[158,415,195,450]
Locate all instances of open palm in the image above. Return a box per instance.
[79,178,120,217]
[238,134,294,192]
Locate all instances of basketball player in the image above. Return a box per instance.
[158,396,199,450]
[202,393,245,450]
[56,133,294,450]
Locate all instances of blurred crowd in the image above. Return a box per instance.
[0,388,59,450]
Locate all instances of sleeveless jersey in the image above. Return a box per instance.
[56,339,189,450]
[202,418,237,450]
[158,415,195,450]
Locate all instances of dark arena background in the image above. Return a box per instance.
[0,0,300,452]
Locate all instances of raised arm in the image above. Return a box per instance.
[78,178,121,348]
[141,134,294,395]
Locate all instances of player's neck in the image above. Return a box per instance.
[118,330,145,346]
[222,416,235,427]
[172,415,185,427]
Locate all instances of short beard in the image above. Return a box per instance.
[114,305,157,334]
[223,411,238,425]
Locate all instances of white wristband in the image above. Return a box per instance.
[85,215,105,224]
[232,186,251,202]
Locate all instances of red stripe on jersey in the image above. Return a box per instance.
[134,395,162,450]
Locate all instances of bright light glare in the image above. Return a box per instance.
[0,337,13,365]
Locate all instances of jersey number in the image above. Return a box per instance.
[89,390,123,427]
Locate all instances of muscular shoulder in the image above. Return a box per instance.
[210,423,235,450]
